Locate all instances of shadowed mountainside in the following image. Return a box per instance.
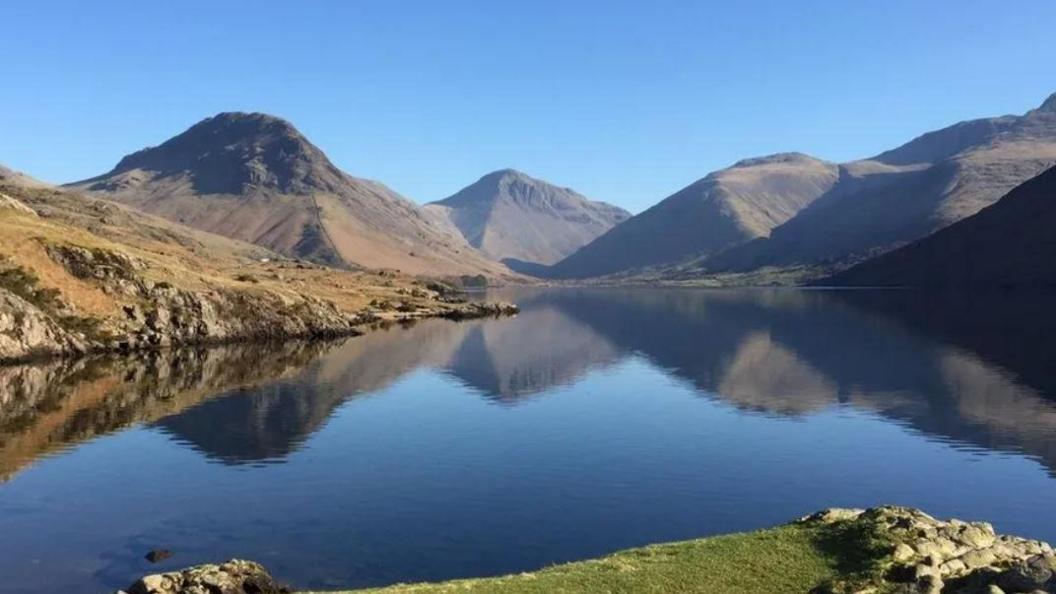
[823,165,1056,287]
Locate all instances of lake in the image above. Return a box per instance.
[2,288,1056,593]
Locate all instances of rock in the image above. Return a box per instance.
[987,585,1006,594]
[0,289,88,362]
[916,573,944,594]
[798,508,867,525]
[961,525,998,549]
[961,549,1000,570]
[125,559,289,594]
[941,558,967,576]
[893,543,916,563]
[144,549,173,563]
[998,555,1054,592]
[0,192,38,216]
[439,301,519,320]
[801,506,1055,594]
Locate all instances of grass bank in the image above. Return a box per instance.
[307,516,888,594]
[128,507,1055,594]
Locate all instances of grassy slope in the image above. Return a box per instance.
[0,182,508,358]
[309,522,884,594]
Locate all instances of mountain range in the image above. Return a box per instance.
[825,164,1056,287]
[545,92,1056,280]
[69,112,508,277]
[546,152,839,278]
[423,169,629,267]
[5,91,1056,289]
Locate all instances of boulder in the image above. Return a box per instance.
[124,559,289,594]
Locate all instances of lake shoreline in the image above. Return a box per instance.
[0,298,518,367]
[121,507,1056,594]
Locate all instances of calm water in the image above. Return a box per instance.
[2,288,1056,593]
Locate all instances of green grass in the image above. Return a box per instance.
[307,521,893,594]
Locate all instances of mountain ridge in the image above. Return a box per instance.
[70,112,511,277]
[701,94,1056,275]
[423,168,629,266]
[545,152,839,278]
[823,165,1056,288]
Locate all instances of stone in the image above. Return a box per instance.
[0,192,38,216]
[961,525,997,549]
[916,573,943,594]
[940,558,967,577]
[893,543,916,563]
[915,540,947,561]
[961,548,999,570]
[125,559,288,594]
[144,549,173,563]
[998,555,1054,592]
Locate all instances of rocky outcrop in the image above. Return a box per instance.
[438,301,520,320]
[0,290,88,360]
[0,192,38,216]
[804,507,1055,594]
[0,242,518,363]
[121,559,288,594]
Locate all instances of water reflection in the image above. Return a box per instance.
[3,288,1056,593]
[0,341,337,479]
[3,289,1056,476]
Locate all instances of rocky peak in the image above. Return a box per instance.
[480,168,539,196]
[731,152,822,169]
[1038,92,1056,113]
[103,112,345,195]
[439,169,572,209]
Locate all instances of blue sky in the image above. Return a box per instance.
[1,1,1054,212]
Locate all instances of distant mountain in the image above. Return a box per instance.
[824,165,1056,288]
[0,164,48,188]
[701,93,1056,276]
[546,153,838,278]
[422,169,629,267]
[70,112,508,276]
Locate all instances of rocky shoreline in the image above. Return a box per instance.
[0,241,517,364]
[803,507,1055,594]
[117,507,1056,594]
[0,295,517,365]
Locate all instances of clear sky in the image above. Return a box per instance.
[2,1,1054,213]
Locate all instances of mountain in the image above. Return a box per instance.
[0,172,515,362]
[824,165,1056,288]
[69,112,509,277]
[421,169,629,267]
[700,93,1056,276]
[544,153,839,278]
[0,165,48,189]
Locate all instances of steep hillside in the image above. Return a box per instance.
[824,165,1056,287]
[0,177,516,362]
[69,112,510,277]
[702,93,1056,276]
[547,153,838,278]
[422,169,629,266]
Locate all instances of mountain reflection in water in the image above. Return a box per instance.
[1,288,1056,594]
